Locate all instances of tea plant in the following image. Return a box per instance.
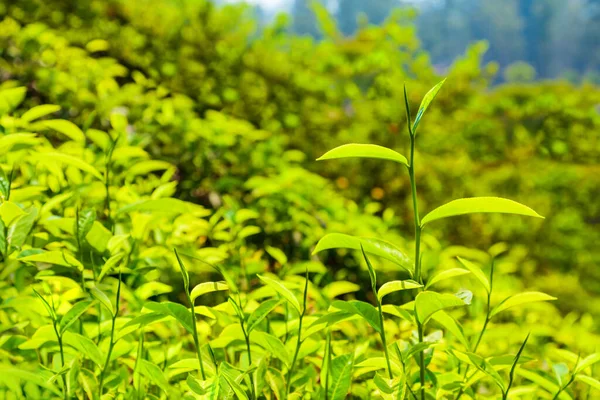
[0,76,598,399]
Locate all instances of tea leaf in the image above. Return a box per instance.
[327,352,354,400]
[76,208,96,248]
[42,119,85,142]
[34,152,103,180]
[63,332,105,366]
[490,292,556,317]
[313,233,413,274]
[59,300,94,334]
[456,257,490,293]
[331,300,381,334]
[431,311,469,349]
[21,104,61,122]
[6,206,38,249]
[190,281,229,302]
[144,301,194,335]
[19,250,84,270]
[138,359,169,393]
[415,291,467,324]
[412,79,446,134]
[317,143,409,167]
[377,280,422,301]
[247,299,282,333]
[90,286,115,316]
[516,369,572,400]
[425,268,470,290]
[421,197,544,227]
[574,353,600,374]
[117,198,210,216]
[576,375,600,391]
[252,331,291,367]
[257,274,301,314]
[0,167,10,200]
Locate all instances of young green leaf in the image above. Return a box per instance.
[42,119,85,142]
[63,332,105,367]
[425,268,470,290]
[21,104,61,122]
[420,197,544,227]
[0,167,10,200]
[377,280,422,301]
[117,198,210,216]
[34,152,103,180]
[90,286,115,316]
[331,300,381,334]
[6,206,38,249]
[317,143,409,167]
[327,352,354,400]
[574,353,600,374]
[415,291,467,324]
[506,333,530,398]
[412,79,446,134]
[431,311,470,349]
[144,301,194,335]
[190,281,229,302]
[490,292,557,317]
[76,208,96,248]
[251,331,290,367]
[575,375,600,391]
[456,257,490,293]
[59,300,94,334]
[313,233,413,274]
[516,369,573,400]
[257,274,301,314]
[19,250,84,270]
[174,248,190,292]
[247,299,282,333]
[32,288,55,320]
[138,359,170,393]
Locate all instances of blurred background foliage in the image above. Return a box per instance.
[0,0,598,327]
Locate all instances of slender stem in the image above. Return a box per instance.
[287,271,309,396]
[238,303,255,400]
[189,294,207,380]
[407,92,425,400]
[52,320,67,400]
[324,331,331,400]
[99,271,122,396]
[375,292,393,379]
[286,310,305,396]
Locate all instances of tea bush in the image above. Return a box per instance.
[0,0,599,399]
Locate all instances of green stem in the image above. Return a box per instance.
[98,271,122,396]
[286,310,305,397]
[238,306,255,400]
[407,99,425,400]
[52,320,67,400]
[189,294,207,380]
[375,289,393,379]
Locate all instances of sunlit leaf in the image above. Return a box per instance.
[190,281,229,302]
[327,352,354,400]
[421,197,544,227]
[490,292,556,317]
[331,300,381,334]
[412,79,446,134]
[313,233,413,274]
[21,105,61,122]
[247,299,282,333]
[456,257,490,293]
[34,152,103,180]
[59,300,94,334]
[425,268,470,290]
[377,280,422,301]
[42,119,85,142]
[257,274,301,314]
[317,144,408,167]
[415,291,467,324]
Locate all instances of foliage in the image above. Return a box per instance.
[0,0,598,399]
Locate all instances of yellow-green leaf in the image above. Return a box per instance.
[42,119,85,142]
[415,291,467,324]
[190,281,229,302]
[317,144,408,167]
[490,292,556,317]
[377,280,422,301]
[421,197,544,227]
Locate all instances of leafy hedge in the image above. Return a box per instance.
[0,0,599,399]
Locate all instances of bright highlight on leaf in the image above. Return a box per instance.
[421,197,544,227]
[317,143,409,167]
[377,280,422,301]
[190,281,229,302]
